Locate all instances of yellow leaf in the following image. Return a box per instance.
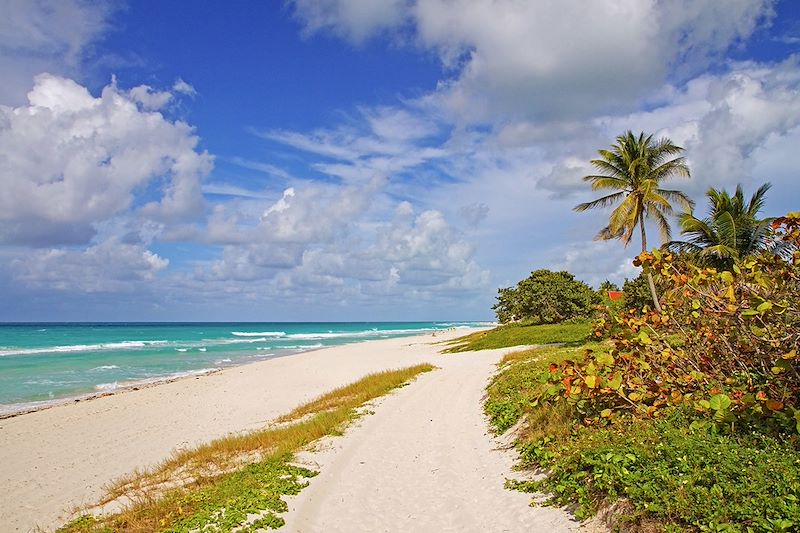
[584,375,599,389]
[725,285,735,302]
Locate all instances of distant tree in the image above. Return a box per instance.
[598,280,620,293]
[575,131,693,311]
[597,280,622,309]
[493,270,599,324]
[622,271,664,312]
[493,286,521,324]
[666,183,773,270]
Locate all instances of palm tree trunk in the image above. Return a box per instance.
[640,213,662,312]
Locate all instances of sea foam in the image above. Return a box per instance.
[231,331,285,337]
[0,340,169,357]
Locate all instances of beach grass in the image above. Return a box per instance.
[57,363,435,533]
[441,320,591,353]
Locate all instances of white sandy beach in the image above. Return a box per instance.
[0,329,582,532]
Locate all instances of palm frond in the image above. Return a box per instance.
[586,176,630,191]
[657,189,694,210]
[747,182,772,216]
[664,240,703,255]
[649,157,691,181]
[606,194,639,245]
[647,205,673,243]
[713,211,739,254]
[574,191,626,212]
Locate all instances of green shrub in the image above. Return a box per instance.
[533,213,800,434]
[493,269,599,324]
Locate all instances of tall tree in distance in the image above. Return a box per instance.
[575,131,693,311]
[667,183,773,270]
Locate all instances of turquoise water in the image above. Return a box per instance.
[0,322,484,413]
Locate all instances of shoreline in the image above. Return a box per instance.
[0,328,485,532]
[0,327,482,420]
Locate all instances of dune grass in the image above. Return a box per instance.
[442,320,591,353]
[57,363,435,533]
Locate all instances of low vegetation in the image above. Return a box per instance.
[442,320,591,353]
[474,213,800,532]
[493,269,599,324]
[57,364,435,533]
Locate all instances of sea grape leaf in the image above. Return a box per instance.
[709,394,731,411]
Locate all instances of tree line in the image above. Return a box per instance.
[494,130,784,324]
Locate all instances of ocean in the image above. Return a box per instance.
[0,322,486,414]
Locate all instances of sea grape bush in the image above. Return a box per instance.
[534,213,800,434]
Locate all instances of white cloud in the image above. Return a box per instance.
[191,175,488,302]
[172,78,197,97]
[11,238,169,292]
[587,57,800,197]
[258,178,382,242]
[0,74,212,246]
[292,0,774,122]
[128,84,173,111]
[290,0,411,43]
[0,0,114,105]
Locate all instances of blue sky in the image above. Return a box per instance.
[1,0,799,321]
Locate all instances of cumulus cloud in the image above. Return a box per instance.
[583,57,800,196]
[193,183,488,301]
[292,0,774,122]
[258,178,382,242]
[11,238,169,292]
[688,59,800,190]
[0,74,212,246]
[0,0,114,104]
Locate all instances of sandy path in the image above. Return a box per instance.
[280,348,580,533]
[0,330,473,532]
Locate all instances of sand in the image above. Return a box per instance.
[0,329,582,532]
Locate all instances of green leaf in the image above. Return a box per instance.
[720,271,733,283]
[757,301,773,313]
[607,373,623,390]
[595,351,615,367]
[709,394,731,411]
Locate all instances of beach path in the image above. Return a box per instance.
[0,331,582,532]
[279,347,580,532]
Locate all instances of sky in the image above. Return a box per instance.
[1,0,799,322]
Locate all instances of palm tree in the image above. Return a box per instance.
[667,183,772,270]
[574,131,693,311]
